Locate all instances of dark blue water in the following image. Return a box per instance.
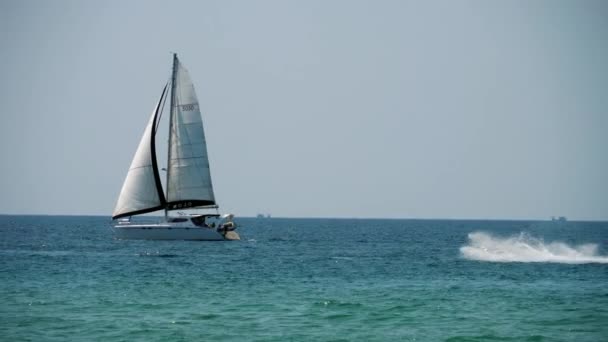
[1,216,607,341]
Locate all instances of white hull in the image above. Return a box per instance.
[113,224,226,241]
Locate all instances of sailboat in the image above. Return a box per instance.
[112,54,238,241]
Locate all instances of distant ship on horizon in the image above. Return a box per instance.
[256,213,272,219]
[551,216,567,222]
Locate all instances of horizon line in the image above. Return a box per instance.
[0,213,605,223]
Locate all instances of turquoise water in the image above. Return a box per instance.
[1,216,607,341]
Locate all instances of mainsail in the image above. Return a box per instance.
[112,84,168,219]
[165,55,216,210]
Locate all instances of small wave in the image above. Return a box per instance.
[138,252,179,258]
[315,300,363,308]
[331,256,354,261]
[460,232,608,264]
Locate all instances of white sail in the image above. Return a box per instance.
[111,54,239,241]
[166,56,215,210]
[112,85,167,219]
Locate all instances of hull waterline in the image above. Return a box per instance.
[112,225,229,241]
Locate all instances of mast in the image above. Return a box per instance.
[165,53,178,219]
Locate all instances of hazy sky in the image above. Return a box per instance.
[1,0,607,220]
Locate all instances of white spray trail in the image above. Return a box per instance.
[460,232,608,264]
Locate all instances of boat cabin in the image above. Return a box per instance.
[191,214,221,227]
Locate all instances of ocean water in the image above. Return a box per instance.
[1,216,607,341]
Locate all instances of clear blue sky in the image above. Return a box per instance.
[1,0,607,220]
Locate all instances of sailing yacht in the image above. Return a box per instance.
[112,54,238,241]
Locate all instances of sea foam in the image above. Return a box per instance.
[460,231,608,264]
